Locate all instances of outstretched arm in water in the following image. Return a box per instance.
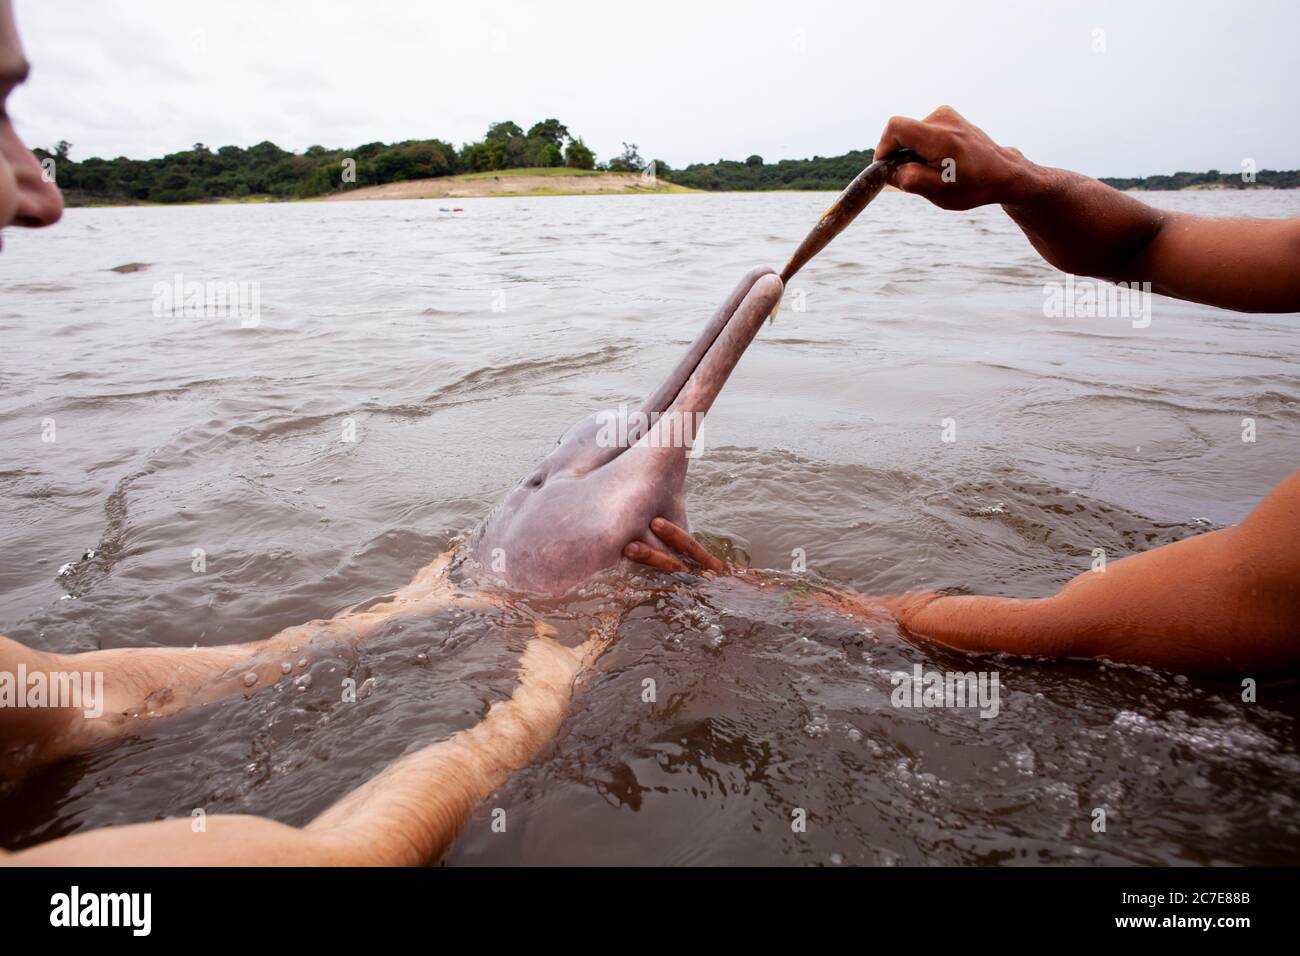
[626,472,1300,676]
[0,552,489,787]
[4,625,606,865]
[873,106,1300,313]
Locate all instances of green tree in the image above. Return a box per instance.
[527,119,570,147]
[485,121,524,143]
[607,142,644,172]
[565,138,595,170]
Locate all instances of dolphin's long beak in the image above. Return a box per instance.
[662,272,783,420]
[634,266,778,427]
[634,267,784,452]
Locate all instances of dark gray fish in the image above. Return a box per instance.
[779,147,927,287]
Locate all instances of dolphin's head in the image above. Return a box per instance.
[469,266,783,596]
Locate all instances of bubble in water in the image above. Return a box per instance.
[1011,744,1036,775]
[804,715,831,737]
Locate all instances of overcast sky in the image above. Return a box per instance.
[10,0,1298,177]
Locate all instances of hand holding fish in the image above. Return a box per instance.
[875,105,1034,210]
[878,106,1300,311]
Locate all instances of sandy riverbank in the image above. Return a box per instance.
[320,168,695,201]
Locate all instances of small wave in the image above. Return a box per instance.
[6,281,75,293]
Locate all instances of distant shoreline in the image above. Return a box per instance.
[59,168,696,208]
[58,167,1295,209]
[43,127,1299,208]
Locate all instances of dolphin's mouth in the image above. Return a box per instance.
[622,266,784,453]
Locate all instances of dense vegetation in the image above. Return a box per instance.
[1096,169,1300,190]
[35,118,601,204]
[660,150,879,191]
[34,127,1298,205]
[664,152,1300,192]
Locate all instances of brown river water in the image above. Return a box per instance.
[1,190,1298,864]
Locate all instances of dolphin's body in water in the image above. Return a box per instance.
[470,267,784,596]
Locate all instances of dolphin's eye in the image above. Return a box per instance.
[528,473,544,488]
